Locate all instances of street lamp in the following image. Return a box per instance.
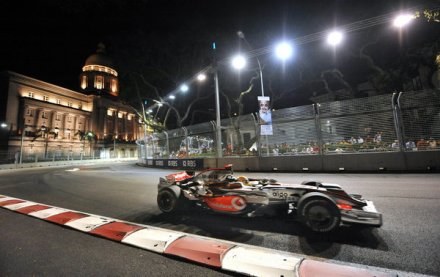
[231,55,247,70]
[154,101,163,119]
[19,123,27,164]
[213,66,222,158]
[197,73,206,81]
[237,31,265,96]
[236,31,270,156]
[327,30,344,46]
[180,84,189,93]
[275,41,293,60]
[393,13,414,28]
[40,125,49,159]
[209,42,223,158]
[235,31,293,156]
[196,64,222,158]
[114,133,117,158]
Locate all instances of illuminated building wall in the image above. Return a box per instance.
[0,43,143,159]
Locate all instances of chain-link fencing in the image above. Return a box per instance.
[139,90,440,159]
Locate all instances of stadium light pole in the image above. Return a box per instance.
[195,45,222,159]
[234,32,293,157]
[19,126,25,163]
[214,68,222,158]
[211,42,222,158]
[237,31,265,97]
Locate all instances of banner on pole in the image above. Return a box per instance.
[258,96,273,135]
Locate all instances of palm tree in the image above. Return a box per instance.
[32,126,58,158]
[75,130,96,157]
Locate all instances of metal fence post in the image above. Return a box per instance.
[164,131,169,157]
[182,127,188,157]
[391,92,405,152]
[314,103,324,155]
[251,113,262,157]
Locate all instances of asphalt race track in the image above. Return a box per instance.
[0,161,438,276]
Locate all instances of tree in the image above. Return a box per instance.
[75,130,96,157]
[220,72,259,153]
[415,8,440,23]
[106,3,440,133]
[31,126,59,158]
[129,72,212,130]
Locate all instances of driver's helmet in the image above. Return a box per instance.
[237,176,249,185]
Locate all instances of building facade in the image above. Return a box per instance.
[0,44,144,162]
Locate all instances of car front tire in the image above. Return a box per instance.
[157,189,179,213]
[299,197,341,233]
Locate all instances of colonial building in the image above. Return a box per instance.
[0,44,143,162]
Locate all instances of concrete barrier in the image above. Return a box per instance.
[208,151,440,172]
[0,158,137,171]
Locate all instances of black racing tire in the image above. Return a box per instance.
[298,197,341,233]
[157,189,180,213]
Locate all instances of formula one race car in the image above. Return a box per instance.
[157,165,382,233]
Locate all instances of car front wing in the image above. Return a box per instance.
[340,200,383,227]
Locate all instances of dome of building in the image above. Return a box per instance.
[84,43,115,68]
[80,42,119,97]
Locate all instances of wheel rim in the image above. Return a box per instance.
[305,203,337,231]
[159,191,175,212]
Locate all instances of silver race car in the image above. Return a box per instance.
[157,165,382,233]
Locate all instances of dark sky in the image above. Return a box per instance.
[0,0,437,93]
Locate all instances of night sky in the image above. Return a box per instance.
[0,0,438,118]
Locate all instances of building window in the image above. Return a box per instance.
[107,109,113,116]
[81,75,87,89]
[118,112,123,118]
[28,92,34,98]
[43,95,49,102]
[42,111,48,119]
[26,109,34,116]
[127,114,132,121]
[111,79,117,93]
[57,99,61,105]
[78,102,82,109]
[67,116,72,123]
[55,114,61,121]
[95,75,104,89]
[67,102,72,107]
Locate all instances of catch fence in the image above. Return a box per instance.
[140,90,440,159]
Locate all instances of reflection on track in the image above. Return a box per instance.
[126,207,388,260]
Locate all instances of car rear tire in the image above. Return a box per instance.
[299,197,341,233]
[157,189,179,213]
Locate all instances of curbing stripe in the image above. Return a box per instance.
[121,227,184,253]
[0,194,399,277]
[298,259,396,277]
[0,199,25,206]
[45,211,89,225]
[29,207,67,219]
[64,215,114,232]
[222,245,301,277]
[16,204,51,214]
[2,201,38,210]
[0,196,19,203]
[89,221,145,241]
[164,236,235,268]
